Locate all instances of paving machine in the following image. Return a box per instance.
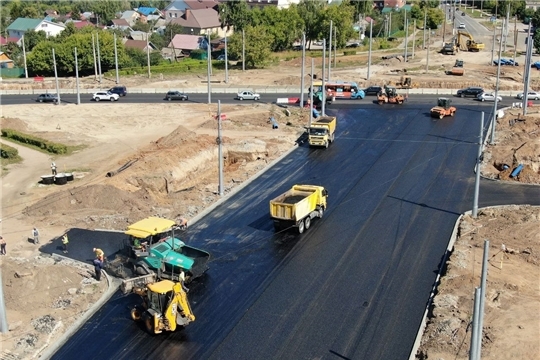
[430,98,456,119]
[377,85,405,105]
[130,279,195,334]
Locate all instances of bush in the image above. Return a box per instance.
[1,129,67,154]
[343,50,356,56]
[0,143,18,158]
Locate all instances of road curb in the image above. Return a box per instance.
[39,253,121,360]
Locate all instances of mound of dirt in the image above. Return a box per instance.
[417,206,540,360]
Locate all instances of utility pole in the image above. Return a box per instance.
[491,25,496,66]
[423,7,427,49]
[426,31,430,72]
[207,37,211,104]
[404,14,408,62]
[146,33,151,78]
[0,269,8,333]
[504,3,510,52]
[322,38,326,116]
[96,33,102,84]
[207,34,212,76]
[333,26,337,68]
[74,47,80,105]
[389,12,392,37]
[217,100,223,196]
[300,32,305,108]
[21,35,28,78]
[412,19,416,59]
[92,33,98,81]
[476,240,490,360]
[309,58,314,127]
[328,20,333,82]
[473,112,484,218]
[367,20,373,80]
[443,14,446,43]
[522,23,533,115]
[490,24,503,145]
[52,48,61,105]
[114,33,119,84]
[224,35,229,83]
[242,29,245,71]
[513,15,518,66]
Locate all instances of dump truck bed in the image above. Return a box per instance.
[270,185,322,222]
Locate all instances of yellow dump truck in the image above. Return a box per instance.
[308,116,337,148]
[269,185,328,234]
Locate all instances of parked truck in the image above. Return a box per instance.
[121,217,210,293]
[308,116,337,148]
[270,185,328,234]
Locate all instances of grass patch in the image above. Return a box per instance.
[463,7,489,19]
[0,132,85,156]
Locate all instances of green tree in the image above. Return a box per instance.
[320,2,356,48]
[296,0,325,48]
[351,0,374,18]
[496,0,525,17]
[533,27,540,54]
[20,5,40,19]
[426,8,444,30]
[57,22,76,41]
[258,6,302,51]
[219,0,251,31]
[131,20,152,32]
[23,30,47,51]
[163,22,184,46]
[227,25,273,68]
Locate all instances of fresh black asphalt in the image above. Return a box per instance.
[27,100,538,360]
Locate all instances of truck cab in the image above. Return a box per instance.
[308,116,337,148]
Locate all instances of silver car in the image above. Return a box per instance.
[236,90,260,101]
[516,91,540,100]
[477,92,502,102]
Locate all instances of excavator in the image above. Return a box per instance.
[130,279,195,334]
[430,98,456,119]
[457,31,484,52]
[377,85,405,105]
[446,59,464,76]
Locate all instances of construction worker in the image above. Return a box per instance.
[179,271,189,293]
[51,162,57,176]
[93,248,105,262]
[178,218,188,231]
[61,233,69,253]
[32,228,40,244]
[93,259,103,281]
[0,236,6,255]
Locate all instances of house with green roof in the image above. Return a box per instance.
[6,17,65,40]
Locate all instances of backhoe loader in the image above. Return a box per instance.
[130,279,195,334]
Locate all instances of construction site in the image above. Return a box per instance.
[1,24,539,359]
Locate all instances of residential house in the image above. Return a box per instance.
[0,51,14,68]
[110,18,132,31]
[6,18,66,40]
[80,12,94,21]
[169,8,229,37]
[129,31,151,41]
[136,7,163,17]
[375,0,406,11]
[121,10,141,26]
[167,34,208,55]
[0,36,20,46]
[72,20,94,30]
[163,0,218,20]
[123,39,158,52]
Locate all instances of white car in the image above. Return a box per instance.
[458,23,466,29]
[92,91,120,102]
[477,92,502,102]
[235,90,260,101]
[516,91,540,100]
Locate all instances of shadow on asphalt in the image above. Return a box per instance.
[39,228,126,265]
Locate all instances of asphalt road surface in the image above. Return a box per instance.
[51,102,539,360]
[0,92,522,108]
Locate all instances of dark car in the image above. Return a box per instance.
[364,86,382,96]
[346,42,360,48]
[36,93,58,103]
[164,91,189,101]
[108,86,127,97]
[456,87,484,98]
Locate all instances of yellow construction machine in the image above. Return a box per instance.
[130,279,195,334]
[457,31,484,52]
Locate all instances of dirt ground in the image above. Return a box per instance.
[1,30,539,359]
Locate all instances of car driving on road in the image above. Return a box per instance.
[516,91,540,100]
[363,86,382,96]
[456,87,484,98]
[235,90,260,101]
[108,86,127,97]
[477,92,502,102]
[36,93,58,103]
[92,91,120,102]
[164,91,189,101]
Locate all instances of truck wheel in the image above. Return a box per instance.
[439,114,444,119]
[142,312,156,335]
[378,100,383,105]
[304,217,311,230]
[298,220,305,234]
[318,207,324,218]
[131,307,142,321]
[451,112,455,117]
[325,141,329,149]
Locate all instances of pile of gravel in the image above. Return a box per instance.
[15,334,39,350]
[52,298,71,309]
[31,315,57,334]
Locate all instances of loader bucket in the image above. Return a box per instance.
[121,273,157,294]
